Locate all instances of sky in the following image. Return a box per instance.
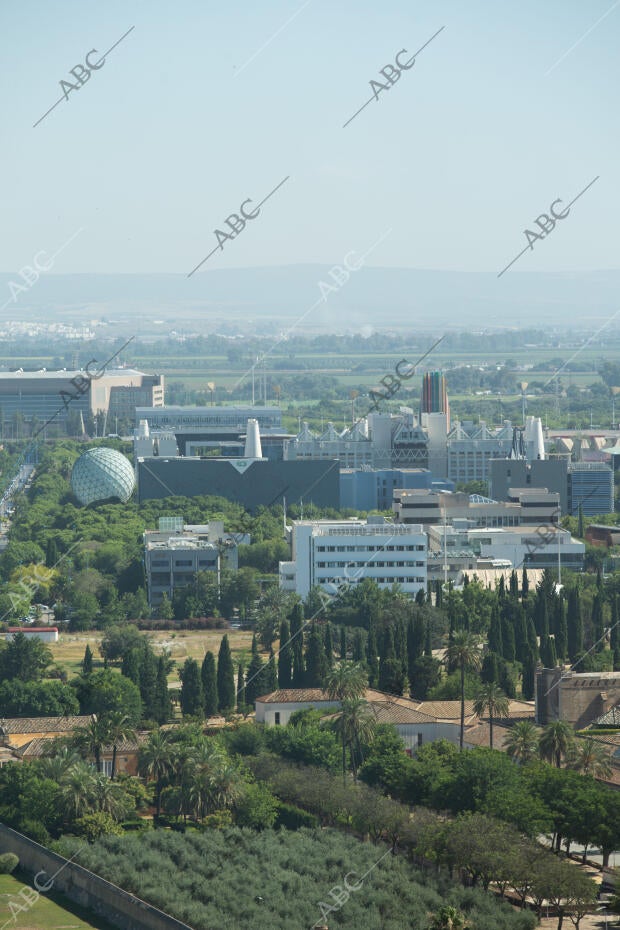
[0,0,618,276]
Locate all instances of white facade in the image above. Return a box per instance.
[5,627,58,643]
[430,525,585,572]
[279,515,427,600]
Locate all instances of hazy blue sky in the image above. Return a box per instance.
[0,0,618,275]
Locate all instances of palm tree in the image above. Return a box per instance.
[60,761,98,820]
[37,746,81,783]
[70,716,109,773]
[539,720,574,768]
[331,698,377,778]
[92,772,131,820]
[503,720,541,763]
[567,736,612,779]
[104,712,137,779]
[138,729,175,823]
[445,630,482,749]
[473,681,510,749]
[324,662,369,777]
[186,741,227,820]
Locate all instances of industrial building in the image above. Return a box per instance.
[279,515,427,599]
[0,368,163,436]
[490,458,613,517]
[135,405,289,458]
[137,418,340,511]
[340,467,454,511]
[393,488,561,528]
[144,518,249,608]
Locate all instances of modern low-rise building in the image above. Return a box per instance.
[393,488,561,528]
[4,626,58,643]
[279,515,427,599]
[0,368,163,437]
[144,518,249,608]
[426,523,585,573]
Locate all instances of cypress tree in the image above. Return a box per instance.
[340,627,347,660]
[514,604,529,664]
[522,648,536,700]
[237,663,245,710]
[498,575,506,601]
[45,537,58,569]
[555,598,567,661]
[567,587,583,661]
[366,624,379,687]
[324,623,334,667]
[526,615,539,656]
[415,587,426,606]
[521,567,529,603]
[305,624,328,687]
[509,570,519,598]
[153,655,171,724]
[201,651,218,716]
[535,595,549,639]
[82,644,93,675]
[121,647,141,687]
[500,611,516,663]
[578,502,584,538]
[591,592,604,652]
[488,604,503,656]
[424,619,432,658]
[611,596,619,653]
[245,652,264,706]
[278,619,292,688]
[498,658,517,698]
[352,630,364,662]
[179,658,203,717]
[481,651,499,684]
[434,580,443,609]
[139,644,158,712]
[264,648,278,693]
[217,634,235,712]
[290,603,305,687]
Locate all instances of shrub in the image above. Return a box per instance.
[0,853,19,874]
[19,820,50,846]
[275,802,318,830]
[74,812,123,841]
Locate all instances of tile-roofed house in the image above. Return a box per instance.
[0,716,94,748]
[19,731,150,777]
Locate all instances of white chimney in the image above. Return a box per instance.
[244,418,263,459]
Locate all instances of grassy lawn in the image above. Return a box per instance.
[0,872,111,930]
[50,629,256,686]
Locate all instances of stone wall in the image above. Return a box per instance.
[0,824,192,930]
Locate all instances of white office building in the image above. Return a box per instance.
[279,515,427,600]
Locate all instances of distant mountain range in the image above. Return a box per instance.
[0,267,617,335]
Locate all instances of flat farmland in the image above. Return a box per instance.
[49,628,255,685]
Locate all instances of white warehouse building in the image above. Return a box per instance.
[279,515,427,600]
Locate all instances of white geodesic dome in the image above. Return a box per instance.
[70,447,135,506]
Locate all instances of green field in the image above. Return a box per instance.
[0,873,111,930]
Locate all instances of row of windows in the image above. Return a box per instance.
[315,544,424,552]
[320,576,424,585]
[316,561,425,569]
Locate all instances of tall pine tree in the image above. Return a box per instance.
[366,624,379,687]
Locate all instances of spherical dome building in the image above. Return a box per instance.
[70,448,135,506]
